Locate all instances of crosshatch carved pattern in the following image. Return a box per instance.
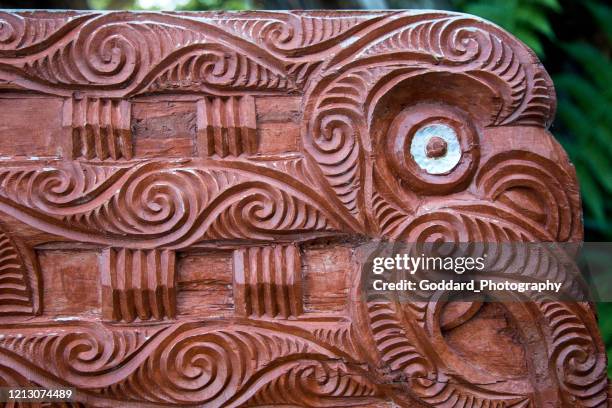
[0,10,607,407]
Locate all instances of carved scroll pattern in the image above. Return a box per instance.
[0,322,381,407]
[0,10,606,408]
[0,159,341,249]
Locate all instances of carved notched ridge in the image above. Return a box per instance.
[0,227,41,316]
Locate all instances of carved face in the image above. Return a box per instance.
[0,10,604,408]
[302,23,582,244]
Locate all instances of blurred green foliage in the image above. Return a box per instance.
[454,0,559,56]
[179,0,249,9]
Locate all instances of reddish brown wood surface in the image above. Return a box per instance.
[0,10,607,407]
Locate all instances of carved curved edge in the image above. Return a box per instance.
[0,9,607,408]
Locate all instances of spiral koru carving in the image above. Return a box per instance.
[0,160,340,248]
[0,322,381,406]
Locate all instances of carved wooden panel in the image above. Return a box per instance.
[0,9,607,407]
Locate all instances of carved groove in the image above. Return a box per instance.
[0,231,39,315]
[101,248,176,322]
[63,97,132,160]
[233,245,303,318]
[196,96,257,157]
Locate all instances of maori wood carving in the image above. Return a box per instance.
[0,9,607,408]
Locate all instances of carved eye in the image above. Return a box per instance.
[410,123,461,175]
[385,104,480,194]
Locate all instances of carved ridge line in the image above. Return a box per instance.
[0,231,39,316]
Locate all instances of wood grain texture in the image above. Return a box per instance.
[0,9,607,407]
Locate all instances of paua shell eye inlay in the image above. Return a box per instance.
[381,103,480,194]
[410,123,461,174]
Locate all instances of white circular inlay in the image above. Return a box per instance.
[410,124,461,174]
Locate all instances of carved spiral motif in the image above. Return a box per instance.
[537,301,609,406]
[0,13,22,49]
[13,13,293,94]
[556,342,601,392]
[205,182,331,240]
[12,163,204,237]
[194,50,237,85]
[260,19,296,51]
[0,12,88,53]
[313,110,359,160]
[0,161,335,246]
[29,167,79,208]
[55,331,111,378]
[78,24,138,84]
[476,151,581,242]
[1,327,151,385]
[305,104,363,216]
[0,163,125,210]
[146,45,294,93]
[110,168,200,235]
[254,14,382,54]
[0,323,382,406]
[437,18,490,62]
[363,17,490,64]
[141,330,244,403]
